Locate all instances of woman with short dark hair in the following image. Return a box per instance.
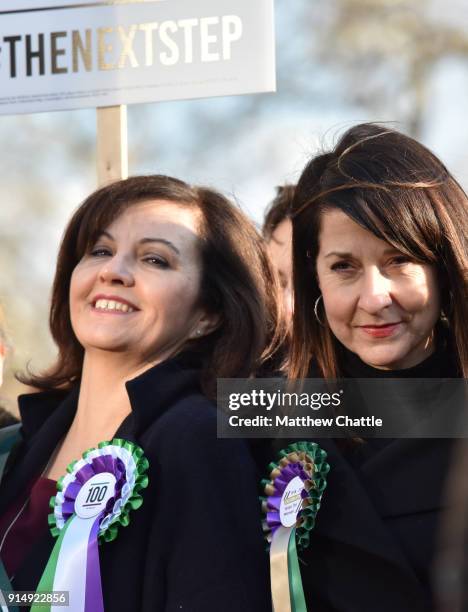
[286,124,467,611]
[0,175,279,611]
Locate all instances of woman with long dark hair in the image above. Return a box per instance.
[0,175,280,611]
[287,124,467,611]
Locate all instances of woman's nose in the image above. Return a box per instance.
[98,255,134,286]
[357,267,392,313]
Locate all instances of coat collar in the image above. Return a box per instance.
[306,436,454,604]
[311,438,431,600]
[17,355,202,442]
[357,437,453,516]
[0,355,202,516]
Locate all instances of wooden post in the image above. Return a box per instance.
[96,105,128,186]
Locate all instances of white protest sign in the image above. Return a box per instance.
[0,0,275,115]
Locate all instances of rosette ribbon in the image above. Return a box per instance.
[31,439,149,612]
[260,442,329,612]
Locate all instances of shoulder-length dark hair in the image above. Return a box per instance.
[289,123,468,379]
[21,175,283,397]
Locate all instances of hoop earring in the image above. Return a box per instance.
[314,294,325,326]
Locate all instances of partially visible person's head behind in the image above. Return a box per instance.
[263,185,295,320]
[289,123,468,378]
[20,175,282,397]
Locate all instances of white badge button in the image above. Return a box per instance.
[279,476,305,527]
[75,473,117,519]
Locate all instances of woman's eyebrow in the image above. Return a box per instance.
[139,237,180,255]
[324,251,352,258]
[97,232,180,255]
[324,247,399,259]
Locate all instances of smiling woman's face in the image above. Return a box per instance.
[69,200,211,367]
[315,209,441,370]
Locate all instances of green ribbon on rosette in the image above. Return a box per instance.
[31,438,149,612]
[260,442,329,612]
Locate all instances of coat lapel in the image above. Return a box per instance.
[359,438,453,516]
[0,359,202,519]
[0,389,77,518]
[0,424,21,485]
[310,439,427,594]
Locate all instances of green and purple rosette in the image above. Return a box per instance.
[31,439,149,612]
[260,442,329,612]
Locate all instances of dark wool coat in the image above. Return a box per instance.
[252,341,460,612]
[298,436,454,612]
[0,357,272,612]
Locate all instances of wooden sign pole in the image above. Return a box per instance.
[96,105,128,186]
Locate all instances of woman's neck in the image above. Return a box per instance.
[73,350,155,439]
[44,351,155,481]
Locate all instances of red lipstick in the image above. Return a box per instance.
[359,323,401,338]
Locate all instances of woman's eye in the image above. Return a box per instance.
[143,255,169,268]
[90,247,111,257]
[331,261,354,272]
[389,255,411,266]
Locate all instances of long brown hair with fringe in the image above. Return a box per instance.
[289,123,468,379]
[20,175,284,398]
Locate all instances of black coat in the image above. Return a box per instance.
[298,437,454,612]
[0,358,272,612]
[251,436,453,612]
[253,343,460,612]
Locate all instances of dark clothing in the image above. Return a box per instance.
[260,341,461,612]
[0,358,271,612]
[299,437,454,612]
[0,407,19,429]
[338,334,458,379]
[0,477,56,577]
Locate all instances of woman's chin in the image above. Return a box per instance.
[353,345,410,371]
[81,337,131,355]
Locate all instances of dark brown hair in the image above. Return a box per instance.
[289,123,468,378]
[263,184,295,240]
[21,175,283,397]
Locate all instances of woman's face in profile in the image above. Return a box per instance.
[69,200,209,366]
[315,209,441,370]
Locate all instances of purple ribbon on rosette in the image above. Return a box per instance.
[62,456,127,612]
[260,442,330,612]
[265,462,310,537]
[32,439,149,612]
[60,455,127,524]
